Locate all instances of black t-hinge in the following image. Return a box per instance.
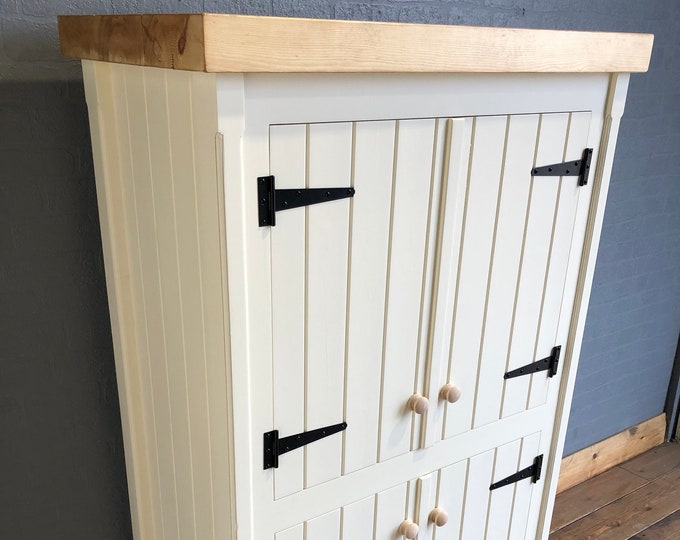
[490,454,544,491]
[263,421,347,469]
[532,148,593,186]
[257,175,356,227]
[504,346,561,380]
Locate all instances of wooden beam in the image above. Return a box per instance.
[58,14,206,72]
[557,413,666,493]
[58,14,654,74]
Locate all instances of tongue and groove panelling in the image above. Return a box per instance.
[267,111,588,497]
[89,62,232,540]
[273,432,543,540]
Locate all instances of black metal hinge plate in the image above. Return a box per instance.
[532,148,593,186]
[490,455,544,491]
[504,346,561,380]
[263,421,347,469]
[258,175,356,227]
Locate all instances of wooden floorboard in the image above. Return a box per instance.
[550,442,680,540]
[550,467,648,531]
[619,443,680,481]
[629,509,680,539]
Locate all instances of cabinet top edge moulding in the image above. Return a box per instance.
[58,13,653,74]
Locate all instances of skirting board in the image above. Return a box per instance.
[557,413,666,494]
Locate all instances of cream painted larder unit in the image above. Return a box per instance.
[59,13,652,540]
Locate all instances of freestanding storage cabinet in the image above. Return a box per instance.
[59,14,652,540]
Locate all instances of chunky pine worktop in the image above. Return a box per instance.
[58,13,653,74]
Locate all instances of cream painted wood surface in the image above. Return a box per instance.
[534,74,631,540]
[82,62,234,540]
[80,42,637,540]
[343,120,395,475]
[59,14,654,74]
[268,432,546,540]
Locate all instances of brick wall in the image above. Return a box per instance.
[1,1,678,538]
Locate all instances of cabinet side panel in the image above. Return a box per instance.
[143,65,197,540]
[82,60,160,540]
[165,69,215,540]
[88,62,233,540]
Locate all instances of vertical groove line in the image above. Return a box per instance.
[372,494,379,540]
[472,115,511,428]
[188,75,216,538]
[444,117,477,436]
[142,68,181,540]
[526,113,572,410]
[375,120,399,463]
[303,123,310,489]
[341,122,357,475]
[483,448,499,540]
[122,67,166,540]
[499,114,544,419]
[165,71,198,540]
[506,438,526,540]
[339,507,345,540]
[458,459,471,538]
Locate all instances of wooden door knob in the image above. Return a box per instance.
[429,507,449,527]
[407,393,429,414]
[398,519,419,539]
[440,384,462,403]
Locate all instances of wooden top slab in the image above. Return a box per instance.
[58,14,653,74]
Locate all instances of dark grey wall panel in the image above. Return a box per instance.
[1,1,678,538]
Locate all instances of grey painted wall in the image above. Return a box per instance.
[1,1,678,538]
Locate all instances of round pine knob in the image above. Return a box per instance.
[429,508,449,527]
[440,384,462,404]
[398,519,419,539]
[407,394,429,414]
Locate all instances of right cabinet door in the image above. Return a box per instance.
[422,111,592,447]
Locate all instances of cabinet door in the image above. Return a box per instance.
[273,431,543,540]
[421,112,592,445]
[268,119,449,498]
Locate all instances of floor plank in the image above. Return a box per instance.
[619,442,680,481]
[629,509,680,539]
[550,467,648,532]
[550,466,680,540]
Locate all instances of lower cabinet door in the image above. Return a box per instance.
[274,432,544,540]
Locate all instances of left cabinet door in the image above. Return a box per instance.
[267,118,449,498]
